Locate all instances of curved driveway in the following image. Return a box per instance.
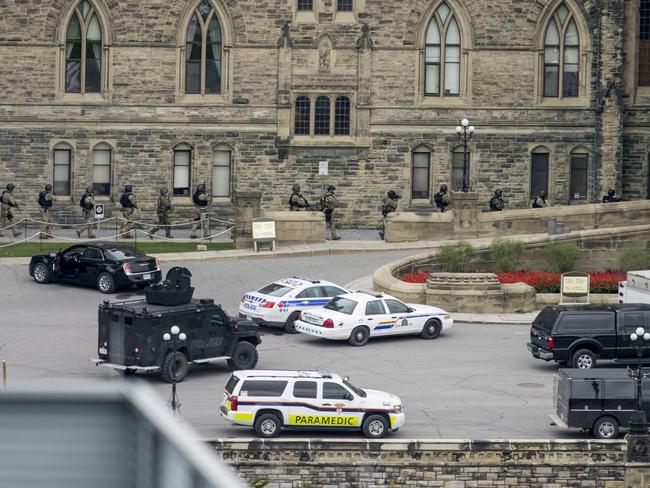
[1,251,578,440]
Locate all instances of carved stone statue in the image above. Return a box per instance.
[318,39,331,72]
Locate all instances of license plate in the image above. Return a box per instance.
[99,347,107,355]
[143,273,152,280]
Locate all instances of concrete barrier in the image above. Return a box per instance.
[260,210,325,245]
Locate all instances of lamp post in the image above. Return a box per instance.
[627,326,650,463]
[163,325,187,414]
[455,118,475,192]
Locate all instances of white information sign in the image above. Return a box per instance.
[319,160,329,176]
[94,203,105,220]
[252,220,276,240]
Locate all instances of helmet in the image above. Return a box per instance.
[292,184,301,193]
[85,186,92,193]
[387,190,397,198]
[6,183,15,192]
[160,187,168,195]
[440,184,448,193]
[495,189,502,197]
[327,185,336,192]
[45,184,52,192]
[197,183,206,192]
[125,185,133,193]
[608,188,616,197]
[539,190,547,198]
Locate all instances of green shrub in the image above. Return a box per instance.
[491,239,524,273]
[438,241,474,272]
[618,249,650,272]
[544,243,579,273]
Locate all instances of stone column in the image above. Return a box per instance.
[356,24,373,146]
[451,191,479,239]
[594,0,625,199]
[233,190,261,249]
[276,22,294,142]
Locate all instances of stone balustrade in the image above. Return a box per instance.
[385,199,650,243]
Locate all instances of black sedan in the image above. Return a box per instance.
[29,243,162,293]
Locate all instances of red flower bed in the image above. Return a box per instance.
[400,270,626,293]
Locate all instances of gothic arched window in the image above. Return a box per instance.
[543,2,580,98]
[425,2,461,97]
[65,0,103,93]
[185,0,223,95]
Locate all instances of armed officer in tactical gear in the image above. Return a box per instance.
[38,183,56,239]
[489,189,505,212]
[0,183,22,237]
[119,185,138,238]
[77,186,97,238]
[149,187,173,239]
[289,184,309,211]
[531,190,551,208]
[379,190,400,240]
[321,185,341,240]
[434,184,451,213]
[602,188,622,203]
[190,183,209,239]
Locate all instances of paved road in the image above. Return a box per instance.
[0,251,592,440]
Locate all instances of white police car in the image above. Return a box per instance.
[219,369,405,438]
[294,291,453,346]
[239,277,348,333]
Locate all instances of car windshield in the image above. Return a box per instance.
[224,375,240,394]
[105,248,143,261]
[324,297,357,315]
[257,283,293,297]
[343,377,366,398]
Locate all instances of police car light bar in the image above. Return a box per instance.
[356,289,383,298]
[292,276,320,284]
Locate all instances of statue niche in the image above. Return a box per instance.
[317,37,332,73]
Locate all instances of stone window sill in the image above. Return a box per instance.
[334,11,356,23]
[211,196,232,204]
[418,96,468,107]
[292,135,356,145]
[94,195,113,203]
[172,197,192,206]
[59,93,108,104]
[537,97,589,108]
[177,94,229,105]
[295,10,317,23]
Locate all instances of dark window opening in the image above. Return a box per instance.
[334,96,350,136]
[337,0,353,12]
[295,96,310,135]
[531,152,550,197]
[297,0,313,11]
[315,96,330,135]
[570,153,588,200]
[452,151,469,191]
[412,152,431,200]
[641,0,650,86]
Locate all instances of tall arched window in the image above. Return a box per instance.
[543,3,580,98]
[425,2,461,97]
[640,0,650,86]
[65,0,103,93]
[185,0,223,95]
[335,96,350,135]
[570,147,589,201]
[531,147,550,198]
[315,96,331,135]
[295,96,311,135]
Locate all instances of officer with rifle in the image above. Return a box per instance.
[120,185,138,238]
[77,186,97,238]
[149,187,173,239]
[321,185,341,241]
[190,183,209,239]
[289,184,309,211]
[0,183,22,237]
[37,183,56,239]
[379,190,400,240]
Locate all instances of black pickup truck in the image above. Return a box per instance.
[527,304,650,369]
[550,368,650,439]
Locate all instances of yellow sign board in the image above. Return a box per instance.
[289,415,359,426]
[562,276,589,294]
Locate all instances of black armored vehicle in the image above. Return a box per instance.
[550,368,650,439]
[93,268,260,382]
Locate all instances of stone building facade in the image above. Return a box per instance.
[0,0,648,227]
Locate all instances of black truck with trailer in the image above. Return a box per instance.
[550,368,650,439]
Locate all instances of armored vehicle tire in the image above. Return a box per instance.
[227,341,259,371]
[97,272,116,294]
[284,312,300,334]
[348,326,370,347]
[33,263,51,284]
[571,349,596,369]
[592,416,619,439]
[255,413,282,438]
[362,414,389,439]
[161,351,189,383]
[420,319,442,340]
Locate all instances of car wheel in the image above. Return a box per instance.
[32,263,51,284]
[97,272,116,294]
[571,349,596,369]
[227,341,259,371]
[362,414,389,439]
[255,413,282,438]
[420,319,442,340]
[160,351,189,383]
[284,312,301,334]
[348,326,370,347]
[592,416,619,439]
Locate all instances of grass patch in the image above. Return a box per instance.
[0,240,234,258]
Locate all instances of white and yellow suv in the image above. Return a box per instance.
[219,369,405,438]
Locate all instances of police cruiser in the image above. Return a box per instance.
[294,291,453,346]
[220,369,405,438]
[239,277,348,333]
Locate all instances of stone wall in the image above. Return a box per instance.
[260,211,326,245]
[210,438,641,487]
[0,0,645,228]
[385,200,650,242]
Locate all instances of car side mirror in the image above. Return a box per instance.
[408,307,415,313]
[344,393,354,401]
